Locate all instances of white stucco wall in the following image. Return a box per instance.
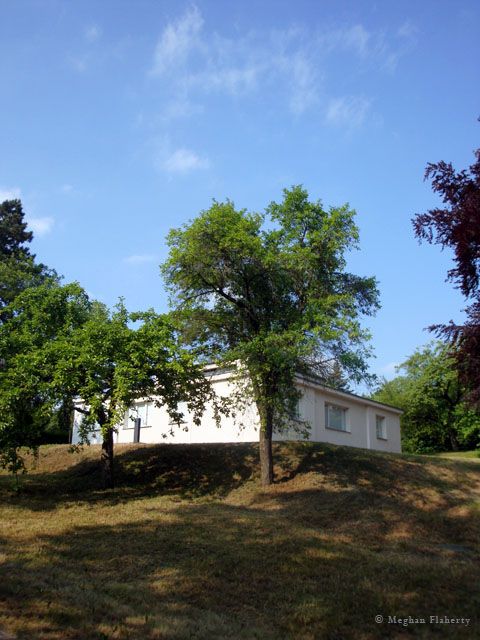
[72,372,402,453]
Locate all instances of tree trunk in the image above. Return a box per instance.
[259,407,274,486]
[101,427,114,489]
[449,430,460,452]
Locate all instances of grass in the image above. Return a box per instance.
[433,450,480,461]
[0,442,479,639]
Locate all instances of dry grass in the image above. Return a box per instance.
[1,442,479,639]
[433,450,480,462]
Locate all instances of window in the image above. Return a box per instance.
[289,398,302,420]
[137,402,150,427]
[125,402,151,429]
[325,403,348,431]
[376,415,387,440]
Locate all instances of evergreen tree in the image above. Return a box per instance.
[0,199,57,317]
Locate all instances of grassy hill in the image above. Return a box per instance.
[0,442,479,639]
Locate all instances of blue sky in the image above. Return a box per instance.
[1,0,479,386]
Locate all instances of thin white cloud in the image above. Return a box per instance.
[0,186,21,202]
[28,217,54,237]
[124,254,158,265]
[343,24,370,56]
[150,136,210,175]
[148,7,415,122]
[319,22,416,71]
[160,96,204,122]
[325,96,371,128]
[150,5,203,76]
[150,12,320,114]
[164,148,210,173]
[382,22,417,72]
[318,24,371,57]
[286,52,319,114]
[70,23,128,73]
[85,24,102,42]
[397,21,418,40]
[193,63,263,96]
[70,55,88,73]
[61,184,74,194]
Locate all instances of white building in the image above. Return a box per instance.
[72,367,402,453]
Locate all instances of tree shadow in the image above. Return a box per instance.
[269,442,480,551]
[0,443,260,511]
[2,441,480,523]
[114,442,258,496]
[0,492,478,640]
[274,441,480,498]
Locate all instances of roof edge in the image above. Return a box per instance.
[204,364,403,414]
[295,372,403,414]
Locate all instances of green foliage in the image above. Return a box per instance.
[0,282,91,473]
[0,198,33,256]
[373,342,480,453]
[60,300,217,437]
[0,282,219,482]
[0,199,62,459]
[162,186,379,481]
[0,199,57,315]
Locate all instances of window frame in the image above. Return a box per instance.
[375,414,387,440]
[289,397,302,421]
[324,402,349,432]
[124,401,152,429]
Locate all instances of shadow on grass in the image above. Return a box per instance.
[275,440,480,478]
[0,493,478,640]
[0,443,260,510]
[1,443,479,637]
[274,441,480,501]
[2,441,479,518]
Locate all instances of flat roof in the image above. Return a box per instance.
[295,373,403,414]
[205,364,403,414]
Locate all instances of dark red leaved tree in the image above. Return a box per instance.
[413,147,480,404]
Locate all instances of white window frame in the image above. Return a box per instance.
[124,401,152,429]
[324,403,349,432]
[289,397,302,421]
[376,414,387,440]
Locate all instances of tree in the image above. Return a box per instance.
[372,342,480,453]
[0,282,91,477]
[162,186,379,485]
[323,360,352,392]
[0,282,218,488]
[0,198,33,255]
[412,147,480,405]
[0,199,57,316]
[0,200,62,450]
[60,301,218,488]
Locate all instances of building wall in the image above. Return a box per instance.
[72,373,402,453]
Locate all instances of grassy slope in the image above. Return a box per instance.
[0,442,479,640]
[433,450,480,461]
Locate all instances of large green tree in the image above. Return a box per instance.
[0,200,61,448]
[0,199,57,316]
[373,342,480,453]
[162,186,379,485]
[0,282,91,476]
[0,283,217,487]
[60,301,218,488]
